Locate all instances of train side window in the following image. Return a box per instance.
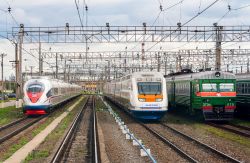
[236,83,241,93]
[46,89,53,97]
[242,83,245,94]
[53,88,58,95]
[247,83,250,94]
[240,83,244,94]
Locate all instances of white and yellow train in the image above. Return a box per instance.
[103,71,168,120]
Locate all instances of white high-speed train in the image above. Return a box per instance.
[23,77,81,115]
[103,71,168,120]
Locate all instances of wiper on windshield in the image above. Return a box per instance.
[140,86,146,96]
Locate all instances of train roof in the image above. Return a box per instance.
[236,73,250,81]
[24,77,80,88]
[110,71,164,83]
[165,71,235,81]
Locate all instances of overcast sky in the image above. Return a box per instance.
[0,0,250,78]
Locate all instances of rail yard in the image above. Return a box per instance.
[1,0,250,162]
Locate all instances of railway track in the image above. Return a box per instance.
[51,96,100,163]
[140,122,241,163]
[0,116,45,144]
[106,98,241,162]
[207,122,250,138]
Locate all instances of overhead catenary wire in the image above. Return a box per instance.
[146,0,220,52]
[128,0,185,52]
[74,0,84,27]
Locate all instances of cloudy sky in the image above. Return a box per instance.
[0,0,250,78]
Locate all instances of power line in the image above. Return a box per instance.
[74,0,84,27]
[146,0,220,52]
[163,0,184,11]
[232,4,250,10]
[8,12,19,26]
[0,8,7,13]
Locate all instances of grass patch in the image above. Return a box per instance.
[0,96,84,162]
[2,137,29,161]
[0,106,24,126]
[95,96,108,112]
[23,97,87,163]
[165,113,250,148]
[24,150,49,162]
[197,124,250,148]
[231,119,250,127]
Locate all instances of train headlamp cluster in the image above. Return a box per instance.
[203,99,210,102]
[138,98,146,102]
[215,72,221,77]
[156,98,163,102]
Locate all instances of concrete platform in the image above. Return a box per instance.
[0,100,16,108]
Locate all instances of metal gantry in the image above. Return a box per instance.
[37,49,250,81]
[10,24,250,100]
[10,25,250,43]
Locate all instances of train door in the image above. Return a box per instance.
[189,81,194,115]
[172,81,176,108]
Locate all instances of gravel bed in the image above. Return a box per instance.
[147,123,229,163]
[163,115,250,162]
[62,102,92,162]
[97,110,149,163]
[107,104,188,162]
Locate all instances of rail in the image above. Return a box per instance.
[207,122,250,138]
[93,97,100,163]
[161,123,241,163]
[0,116,45,144]
[50,97,89,163]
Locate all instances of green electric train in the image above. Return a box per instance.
[166,71,236,121]
[236,74,250,116]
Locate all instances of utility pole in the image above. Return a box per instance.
[1,53,7,101]
[157,52,161,72]
[214,23,222,71]
[68,64,71,83]
[247,58,249,73]
[16,24,24,102]
[30,66,34,77]
[164,53,167,75]
[64,59,66,81]
[55,53,58,79]
[38,42,42,75]
[176,54,182,72]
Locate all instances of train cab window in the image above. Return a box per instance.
[27,84,44,93]
[195,84,199,92]
[219,83,234,92]
[202,83,217,92]
[137,82,162,95]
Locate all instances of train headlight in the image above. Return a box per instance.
[202,99,209,102]
[138,98,146,102]
[156,98,163,102]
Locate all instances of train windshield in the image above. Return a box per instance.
[137,82,162,95]
[219,83,234,92]
[202,83,217,92]
[27,84,44,93]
